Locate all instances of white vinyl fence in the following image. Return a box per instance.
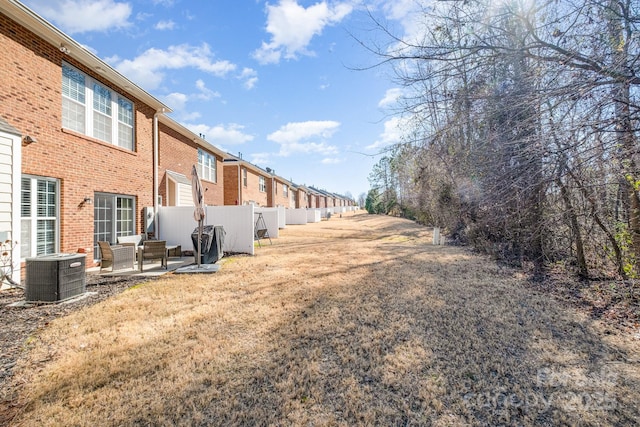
[158,205,255,255]
[307,209,321,223]
[277,206,286,228]
[286,208,308,225]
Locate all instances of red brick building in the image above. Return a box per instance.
[267,172,293,208]
[292,184,309,209]
[223,157,270,206]
[158,117,225,207]
[0,2,171,266]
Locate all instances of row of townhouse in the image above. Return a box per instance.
[0,1,354,282]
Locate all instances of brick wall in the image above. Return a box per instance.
[296,189,308,208]
[158,123,224,206]
[266,176,274,207]
[223,164,239,205]
[223,163,268,206]
[243,168,268,206]
[1,12,156,266]
[271,180,292,208]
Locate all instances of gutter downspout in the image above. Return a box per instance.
[153,109,165,236]
[237,164,241,205]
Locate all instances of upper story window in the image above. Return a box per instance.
[259,176,266,192]
[283,184,288,197]
[198,149,217,182]
[62,63,135,150]
[242,168,248,187]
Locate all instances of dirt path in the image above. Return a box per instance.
[4,213,640,426]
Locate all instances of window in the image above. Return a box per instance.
[198,149,217,182]
[93,193,135,259]
[21,176,58,258]
[259,176,266,192]
[283,184,288,197]
[242,168,247,187]
[62,63,135,150]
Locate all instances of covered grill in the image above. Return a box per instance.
[191,225,225,264]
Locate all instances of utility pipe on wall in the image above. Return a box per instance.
[153,108,165,236]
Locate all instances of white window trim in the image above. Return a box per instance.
[21,175,60,259]
[259,176,266,192]
[62,62,135,150]
[198,149,217,183]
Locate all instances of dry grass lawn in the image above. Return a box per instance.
[4,213,640,426]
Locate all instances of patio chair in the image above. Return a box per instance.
[98,241,135,272]
[137,240,168,272]
[117,234,147,261]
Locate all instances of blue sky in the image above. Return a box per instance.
[22,0,419,199]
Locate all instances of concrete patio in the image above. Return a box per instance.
[87,255,195,279]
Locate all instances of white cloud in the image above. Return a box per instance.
[366,116,406,151]
[238,68,258,90]
[321,157,343,164]
[113,43,236,89]
[378,88,403,108]
[250,152,272,166]
[252,0,353,64]
[187,123,255,146]
[382,0,416,21]
[24,0,132,34]
[194,79,221,100]
[162,92,189,111]
[381,0,429,51]
[159,81,220,121]
[268,120,340,144]
[154,20,176,30]
[268,120,340,157]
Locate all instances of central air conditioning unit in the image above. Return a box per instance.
[25,254,86,302]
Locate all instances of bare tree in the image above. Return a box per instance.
[362,0,640,277]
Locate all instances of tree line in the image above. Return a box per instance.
[364,0,640,279]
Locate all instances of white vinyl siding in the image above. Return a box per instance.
[166,171,194,206]
[0,141,12,232]
[198,149,217,182]
[21,176,58,258]
[62,63,135,150]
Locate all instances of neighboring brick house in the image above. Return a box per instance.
[307,188,318,208]
[158,116,225,207]
[223,156,270,206]
[0,1,171,266]
[292,184,308,209]
[267,171,293,208]
[311,189,327,209]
